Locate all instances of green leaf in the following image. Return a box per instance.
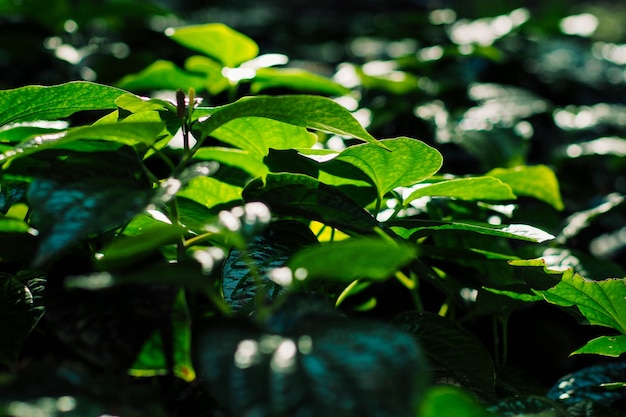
[195,95,379,145]
[167,23,259,68]
[251,67,351,96]
[0,81,126,127]
[0,217,36,234]
[116,60,208,92]
[210,116,317,158]
[391,220,555,243]
[288,237,417,282]
[547,362,626,407]
[0,271,46,366]
[511,258,626,333]
[571,335,626,357]
[418,385,495,417]
[0,122,165,164]
[27,178,152,267]
[184,55,230,95]
[242,173,383,235]
[405,176,516,205]
[130,290,196,382]
[177,176,243,210]
[393,312,496,402]
[194,147,269,179]
[336,137,443,201]
[487,165,564,211]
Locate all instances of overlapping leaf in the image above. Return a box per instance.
[405,176,515,206]
[487,165,564,211]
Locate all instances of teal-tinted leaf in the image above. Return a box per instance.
[222,220,318,313]
[195,95,379,145]
[27,178,152,267]
[405,176,516,206]
[242,173,382,235]
[487,165,564,211]
[251,67,351,96]
[0,122,164,164]
[194,147,269,178]
[336,137,442,201]
[0,81,126,127]
[511,258,626,333]
[391,220,555,243]
[0,271,46,366]
[393,311,496,402]
[184,55,230,95]
[418,385,494,417]
[177,176,243,210]
[288,237,417,282]
[116,60,207,92]
[547,362,626,406]
[167,23,258,68]
[572,335,626,357]
[210,116,317,158]
[488,396,568,417]
[194,297,428,417]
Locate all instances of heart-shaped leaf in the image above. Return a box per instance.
[335,137,443,202]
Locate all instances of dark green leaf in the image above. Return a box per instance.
[393,311,496,402]
[27,178,152,267]
[547,362,626,406]
[0,82,126,127]
[242,173,383,235]
[488,396,568,417]
[0,271,46,366]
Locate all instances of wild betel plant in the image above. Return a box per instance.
[1,23,625,417]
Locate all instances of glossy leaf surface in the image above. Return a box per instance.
[405,176,516,205]
[487,165,564,210]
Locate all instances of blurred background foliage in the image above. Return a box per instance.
[2,0,626,393]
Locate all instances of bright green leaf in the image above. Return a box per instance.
[251,67,350,96]
[405,176,516,206]
[418,385,495,417]
[0,81,125,127]
[336,137,442,201]
[195,95,379,145]
[177,176,243,209]
[0,217,36,234]
[211,116,317,158]
[487,165,564,211]
[167,23,258,68]
[194,147,269,178]
[288,237,417,282]
[116,60,208,92]
[572,335,626,357]
[184,55,230,95]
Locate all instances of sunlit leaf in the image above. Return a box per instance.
[177,176,243,210]
[195,95,379,145]
[0,217,35,234]
[167,23,259,68]
[391,220,555,243]
[405,176,516,205]
[210,116,317,158]
[116,60,208,92]
[0,81,125,127]
[572,335,626,357]
[251,67,351,96]
[0,271,46,366]
[288,237,417,282]
[194,147,269,179]
[335,137,442,201]
[184,55,230,95]
[487,165,564,211]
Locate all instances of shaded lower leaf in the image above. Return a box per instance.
[0,271,46,366]
[547,362,626,407]
[418,385,494,417]
[193,296,429,417]
[393,311,496,402]
[487,396,568,417]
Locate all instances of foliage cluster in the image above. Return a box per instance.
[1,1,626,416]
